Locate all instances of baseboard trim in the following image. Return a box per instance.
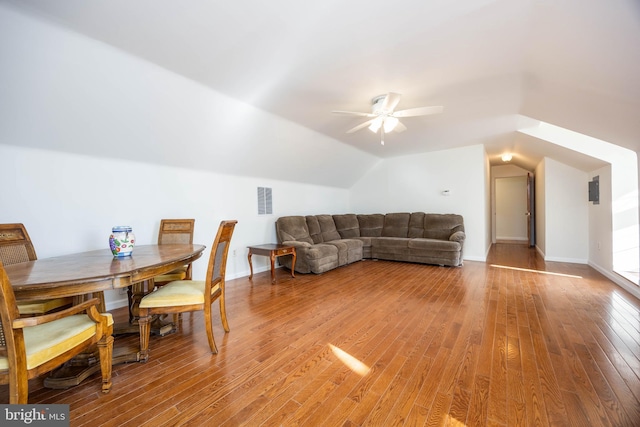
[589,261,640,300]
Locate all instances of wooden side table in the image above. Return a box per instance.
[247,244,296,284]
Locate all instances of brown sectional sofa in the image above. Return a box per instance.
[275,212,465,274]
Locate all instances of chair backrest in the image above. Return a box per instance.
[0,261,22,358]
[205,221,237,292]
[0,224,37,351]
[0,224,37,266]
[158,219,195,245]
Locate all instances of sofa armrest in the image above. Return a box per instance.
[449,231,466,243]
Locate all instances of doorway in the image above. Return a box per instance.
[495,176,529,244]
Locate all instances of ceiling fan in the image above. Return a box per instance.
[332,92,443,145]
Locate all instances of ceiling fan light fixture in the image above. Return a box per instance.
[334,92,444,141]
[368,117,383,133]
[383,116,399,133]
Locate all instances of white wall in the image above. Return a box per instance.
[349,144,488,261]
[542,157,589,263]
[0,144,350,309]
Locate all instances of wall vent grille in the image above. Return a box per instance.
[257,187,273,215]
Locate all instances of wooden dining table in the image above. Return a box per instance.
[4,243,205,388]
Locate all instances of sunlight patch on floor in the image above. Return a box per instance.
[490,264,582,279]
[328,344,370,376]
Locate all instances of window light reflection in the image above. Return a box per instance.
[490,264,582,279]
[328,344,370,376]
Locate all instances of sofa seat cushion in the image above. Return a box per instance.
[306,243,338,259]
[408,238,462,266]
[306,244,339,273]
[372,237,410,260]
[408,238,461,252]
[326,239,363,265]
[355,237,373,258]
[277,242,337,274]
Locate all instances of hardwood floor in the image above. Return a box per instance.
[3,244,640,426]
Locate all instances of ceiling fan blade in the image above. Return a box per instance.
[393,105,443,118]
[332,110,376,118]
[381,92,402,112]
[346,118,377,134]
[394,121,407,133]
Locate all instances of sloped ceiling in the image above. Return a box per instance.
[4,0,640,173]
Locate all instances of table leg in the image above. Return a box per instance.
[248,249,254,280]
[290,251,296,278]
[270,252,276,284]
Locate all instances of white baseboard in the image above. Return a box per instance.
[589,261,640,300]
[496,237,528,242]
[464,255,487,262]
[544,256,588,264]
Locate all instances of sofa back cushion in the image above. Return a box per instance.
[333,214,360,238]
[423,214,465,240]
[408,212,425,238]
[357,214,384,237]
[382,213,410,237]
[317,215,341,242]
[305,216,323,243]
[276,216,314,244]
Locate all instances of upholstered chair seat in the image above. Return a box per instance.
[140,281,214,308]
[0,313,113,371]
[17,299,75,316]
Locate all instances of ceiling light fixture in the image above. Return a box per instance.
[368,116,399,134]
[501,153,513,162]
[383,116,399,133]
[368,117,383,133]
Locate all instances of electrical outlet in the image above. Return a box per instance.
[119,287,128,295]
[233,249,237,257]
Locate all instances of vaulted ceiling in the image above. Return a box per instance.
[5,0,640,172]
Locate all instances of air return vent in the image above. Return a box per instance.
[257,187,272,215]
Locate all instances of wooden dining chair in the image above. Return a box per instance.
[0,262,114,403]
[0,224,73,315]
[152,219,196,286]
[127,219,195,326]
[138,220,237,361]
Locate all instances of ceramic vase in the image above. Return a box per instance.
[109,226,135,257]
